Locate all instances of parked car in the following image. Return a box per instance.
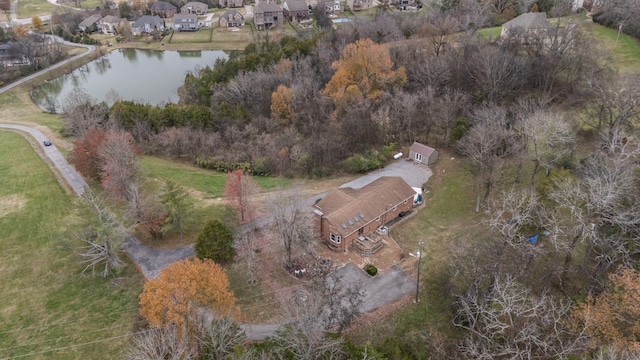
[376,226,389,235]
[43,140,52,146]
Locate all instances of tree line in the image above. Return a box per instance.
[59,3,640,357]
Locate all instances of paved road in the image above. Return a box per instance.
[0,124,88,196]
[0,35,95,95]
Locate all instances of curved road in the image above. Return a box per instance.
[0,37,95,94]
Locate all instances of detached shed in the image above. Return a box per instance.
[409,142,438,165]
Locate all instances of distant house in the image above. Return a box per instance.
[283,0,308,21]
[219,0,243,8]
[314,176,416,253]
[346,0,372,11]
[132,15,165,35]
[409,142,438,165]
[174,13,198,31]
[0,41,14,60]
[218,9,244,27]
[501,12,553,39]
[78,14,102,33]
[98,15,125,34]
[181,1,208,14]
[319,0,342,14]
[150,1,177,18]
[254,3,283,30]
[390,0,415,9]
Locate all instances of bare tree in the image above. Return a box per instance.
[126,326,196,360]
[583,75,640,151]
[61,88,110,137]
[197,316,247,359]
[273,286,347,360]
[269,190,317,269]
[457,105,520,211]
[77,188,125,277]
[513,99,576,188]
[454,275,586,359]
[98,130,140,202]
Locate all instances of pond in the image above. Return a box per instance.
[31,48,228,113]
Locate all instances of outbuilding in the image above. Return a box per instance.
[409,142,438,165]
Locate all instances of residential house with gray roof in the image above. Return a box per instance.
[132,15,165,35]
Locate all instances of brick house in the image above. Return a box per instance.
[218,9,245,27]
[150,1,177,18]
[283,0,309,21]
[180,1,208,14]
[313,176,416,252]
[254,2,283,30]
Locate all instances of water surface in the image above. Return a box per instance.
[31,48,227,112]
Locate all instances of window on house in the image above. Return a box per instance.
[330,233,341,244]
[376,217,380,222]
[393,206,397,211]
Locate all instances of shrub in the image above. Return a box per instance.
[364,264,378,276]
[341,152,384,173]
[195,219,234,263]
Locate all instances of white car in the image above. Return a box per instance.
[376,226,389,235]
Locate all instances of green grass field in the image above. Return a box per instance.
[476,26,501,40]
[140,156,291,197]
[170,28,215,44]
[16,0,56,19]
[588,21,640,73]
[0,131,142,360]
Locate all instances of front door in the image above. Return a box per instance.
[415,153,422,162]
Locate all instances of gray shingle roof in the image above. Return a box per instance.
[255,2,282,13]
[502,12,552,32]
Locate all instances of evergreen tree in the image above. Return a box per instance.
[195,219,234,263]
[159,180,192,239]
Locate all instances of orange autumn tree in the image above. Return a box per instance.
[139,258,236,335]
[322,38,407,110]
[271,85,294,125]
[569,268,640,352]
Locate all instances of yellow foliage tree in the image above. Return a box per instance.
[569,268,640,352]
[322,38,407,110]
[12,24,29,38]
[139,258,236,336]
[270,85,294,124]
[31,16,43,30]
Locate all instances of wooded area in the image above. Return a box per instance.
[50,1,640,358]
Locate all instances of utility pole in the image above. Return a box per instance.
[415,241,424,303]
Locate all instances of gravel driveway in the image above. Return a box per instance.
[340,158,432,190]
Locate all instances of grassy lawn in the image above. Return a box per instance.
[476,26,501,40]
[211,26,255,49]
[0,131,142,360]
[16,0,56,18]
[588,21,640,73]
[73,0,101,9]
[140,156,291,198]
[170,28,214,44]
